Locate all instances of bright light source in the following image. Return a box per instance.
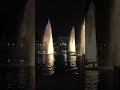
[8,43,10,46]
[8,59,11,63]
[19,59,24,63]
[12,43,15,46]
[20,43,24,47]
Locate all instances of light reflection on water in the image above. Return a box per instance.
[85,70,99,90]
[68,55,77,70]
[0,51,118,89]
[36,50,116,90]
[0,66,35,90]
[40,54,54,75]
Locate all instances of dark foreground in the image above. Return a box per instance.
[0,66,120,90]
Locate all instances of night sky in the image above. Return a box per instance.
[0,0,91,42]
[0,0,27,42]
[36,0,88,40]
[0,0,111,43]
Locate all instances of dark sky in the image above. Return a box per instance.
[0,0,27,42]
[0,0,91,42]
[0,0,112,43]
[36,0,89,41]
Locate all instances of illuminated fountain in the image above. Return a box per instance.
[77,19,86,69]
[68,26,76,69]
[68,26,76,53]
[108,0,120,67]
[41,19,54,75]
[14,0,35,89]
[42,19,54,54]
[85,1,97,62]
[15,0,35,67]
[79,19,85,56]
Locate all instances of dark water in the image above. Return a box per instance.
[0,51,120,90]
[35,50,120,90]
[0,66,35,90]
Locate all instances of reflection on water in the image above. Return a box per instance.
[36,51,119,90]
[69,55,76,70]
[0,52,120,89]
[85,70,99,90]
[0,66,35,90]
[39,54,54,75]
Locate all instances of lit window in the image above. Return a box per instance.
[43,51,46,53]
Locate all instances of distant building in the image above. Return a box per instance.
[54,37,69,50]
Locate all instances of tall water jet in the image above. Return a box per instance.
[68,26,76,53]
[12,0,35,89]
[77,19,85,69]
[42,19,54,54]
[79,19,85,56]
[109,0,120,67]
[16,0,35,67]
[68,26,76,69]
[85,1,97,62]
[41,19,54,75]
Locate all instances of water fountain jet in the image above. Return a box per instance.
[42,19,54,55]
[68,26,76,69]
[41,19,54,75]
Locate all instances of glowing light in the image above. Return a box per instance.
[68,26,76,53]
[19,59,25,63]
[80,19,85,55]
[8,59,11,63]
[42,19,54,54]
[68,26,76,68]
[12,43,15,46]
[85,1,97,60]
[8,43,10,46]
[20,43,24,47]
